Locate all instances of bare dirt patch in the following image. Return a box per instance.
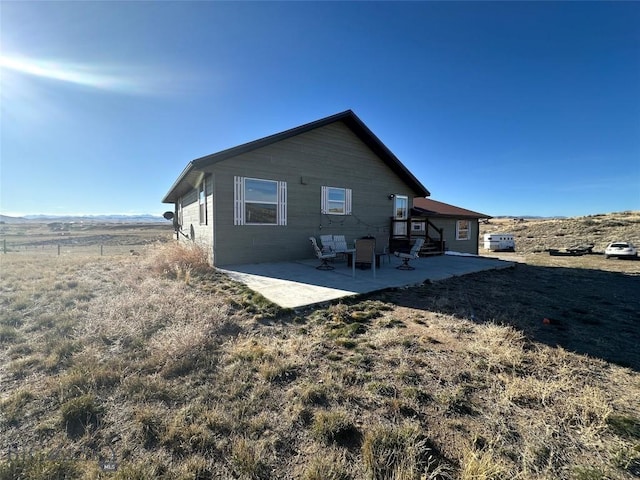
[384,259,640,370]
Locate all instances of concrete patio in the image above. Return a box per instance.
[219,253,515,309]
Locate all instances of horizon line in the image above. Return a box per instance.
[0,212,167,218]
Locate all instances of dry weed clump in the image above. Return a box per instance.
[0,454,81,480]
[362,424,451,480]
[311,409,358,446]
[59,393,103,439]
[230,437,270,479]
[468,323,526,373]
[300,449,351,480]
[459,446,507,480]
[147,240,211,279]
[80,269,230,362]
[147,310,223,360]
[0,390,35,427]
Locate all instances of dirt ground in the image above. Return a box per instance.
[383,251,640,371]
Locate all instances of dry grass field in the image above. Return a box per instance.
[0,215,639,479]
[479,210,640,255]
[0,222,173,256]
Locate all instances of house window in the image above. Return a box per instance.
[411,221,425,232]
[394,195,408,219]
[456,220,470,240]
[321,186,352,215]
[393,195,409,236]
[198,178,207,225]
[234,176,287,225]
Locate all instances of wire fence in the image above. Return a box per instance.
[1,241,146,257]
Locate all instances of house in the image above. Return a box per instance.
[410,198,491,255]
[162,110,430,266]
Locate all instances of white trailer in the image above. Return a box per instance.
[483,233,515,252]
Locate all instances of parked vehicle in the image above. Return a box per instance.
[604,242,637,259]
[483,233,515,252]
[548,243,595,256]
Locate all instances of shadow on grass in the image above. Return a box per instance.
[383,263,640,371]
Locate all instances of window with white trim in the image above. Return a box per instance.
[234,176,287,225]
[321,186,352,215]
[411,221,425,232]
[198,178,207,225]
[456,220,470,240]
[393,195,409,236]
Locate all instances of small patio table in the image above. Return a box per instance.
[340,248,356,277]
[346,252,384,268]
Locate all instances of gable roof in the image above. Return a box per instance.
[162,110,430,203]
[413,198,491,219]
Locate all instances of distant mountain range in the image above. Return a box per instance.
[0,214,168,224]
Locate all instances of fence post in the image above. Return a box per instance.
[100,245,103,256]
[2,239,5,254]
[57,245,61,256]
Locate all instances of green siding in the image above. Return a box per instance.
[206,122,424,265]
[178,176,214,262]
[428,218,480,255]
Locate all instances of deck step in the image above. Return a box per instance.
[419,242,444,256]
[419,249,444,256]
[420,249,443,256]
[390,238,445,257]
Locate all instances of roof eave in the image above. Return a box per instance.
[162,161,198,204]
[412,206,492,219]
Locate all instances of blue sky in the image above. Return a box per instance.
[1,1,638,218]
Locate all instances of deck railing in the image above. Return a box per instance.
[389,217,444,255]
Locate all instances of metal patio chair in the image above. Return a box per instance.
[377,236,391,264]
[310,237,336,270]
[394,238,424,270]
[320,235,335,254]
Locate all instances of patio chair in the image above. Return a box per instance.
[310,237,336,270]
[354,237,376,269]
[332,235,349,252]
[377,236,391,264]
[320,234,335,254]
[332,235,355,262]
[394,238,424,270]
